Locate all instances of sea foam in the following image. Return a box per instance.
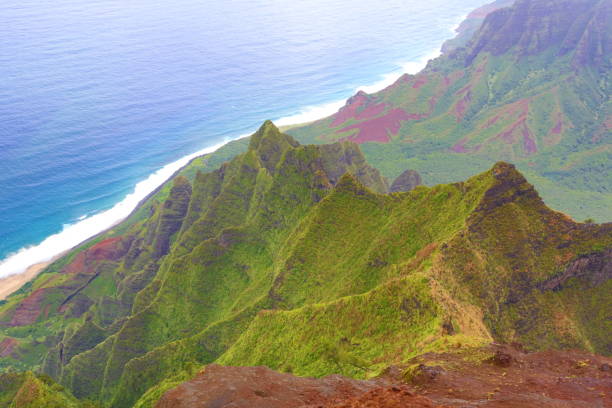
[0,24,450,280]
[0,138,236,279]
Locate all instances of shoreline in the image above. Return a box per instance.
[0,5,483,297]
[0,251,68,300]
[0,258,55,300]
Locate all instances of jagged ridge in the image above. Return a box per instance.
[0,121,609,408]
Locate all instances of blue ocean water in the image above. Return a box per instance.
[0,0,488,276]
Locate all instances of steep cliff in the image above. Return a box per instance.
[0,122,610,407]
[288,0,612,222]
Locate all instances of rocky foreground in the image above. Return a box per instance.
[157,344,612,408]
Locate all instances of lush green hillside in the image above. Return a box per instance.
[1,1,611,405]
[0,371,93,408]
[1,122,610,407]
[288,0,611,222]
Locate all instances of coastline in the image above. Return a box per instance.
[0,260,52,300]
[0,5,486,297]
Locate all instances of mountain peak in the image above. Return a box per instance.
[248,120,300,172]
[490,161,522,179]
[389,169,422,192]
[473,161,543,215]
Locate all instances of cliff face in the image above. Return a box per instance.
[288,0,612,222]
[465,0,611,66]
[441,0,515,54]
[0,1,610,406]
[0,122,610,407]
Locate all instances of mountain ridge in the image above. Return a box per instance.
[287,0,611,222]
[0,121,609,407]
[0,1,611,406]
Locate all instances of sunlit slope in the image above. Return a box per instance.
[1,122,609,407]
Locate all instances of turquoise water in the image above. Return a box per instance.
[0,0,488,277]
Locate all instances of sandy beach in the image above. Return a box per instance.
[0,261,51,300]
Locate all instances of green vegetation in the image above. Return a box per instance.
[0,122,609,407]
[0,371,93,408]
[287,0,611,222]
[1,1,610,405]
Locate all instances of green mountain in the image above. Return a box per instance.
[0,371,92,408]
[1,122,610,407]
[1,0,611,405]
[288,0,611,222]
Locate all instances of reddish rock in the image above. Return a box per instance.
[156,345,612,408]
[405,344,612,408]
[316,385,447,408]
[488,350,513,367]
[156,365,382,408]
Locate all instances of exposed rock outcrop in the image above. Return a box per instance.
[390,169,422,192]
[157,344,612,408]
[155,364,382,408]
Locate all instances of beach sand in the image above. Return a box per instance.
[0,261,52,300]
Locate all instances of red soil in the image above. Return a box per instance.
[330,70,461,145]
[89,237,124,260]
[155,364,383,408]
[157,345,611,408]
[8,288,47,326]
[64,237,126,275]
[330,92,386,127]
[412,75,429,89]
[484,114,501,128]
[550,117,563,135]
[478,98,539,154]
[0,337,18,358]
[450,137,469,153]
[64,252,87,275]
[406,344,612,408]
[338,108,418,143]
[317,386,447,408]
[356,102,386,120]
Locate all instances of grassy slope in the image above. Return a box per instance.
[217,162,612,380]
[0,124,610,408]
[286,2,611,222]
[0,372,91,408]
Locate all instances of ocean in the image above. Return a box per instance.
[0,0,489,278]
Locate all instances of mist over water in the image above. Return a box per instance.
[0,0,488,277]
